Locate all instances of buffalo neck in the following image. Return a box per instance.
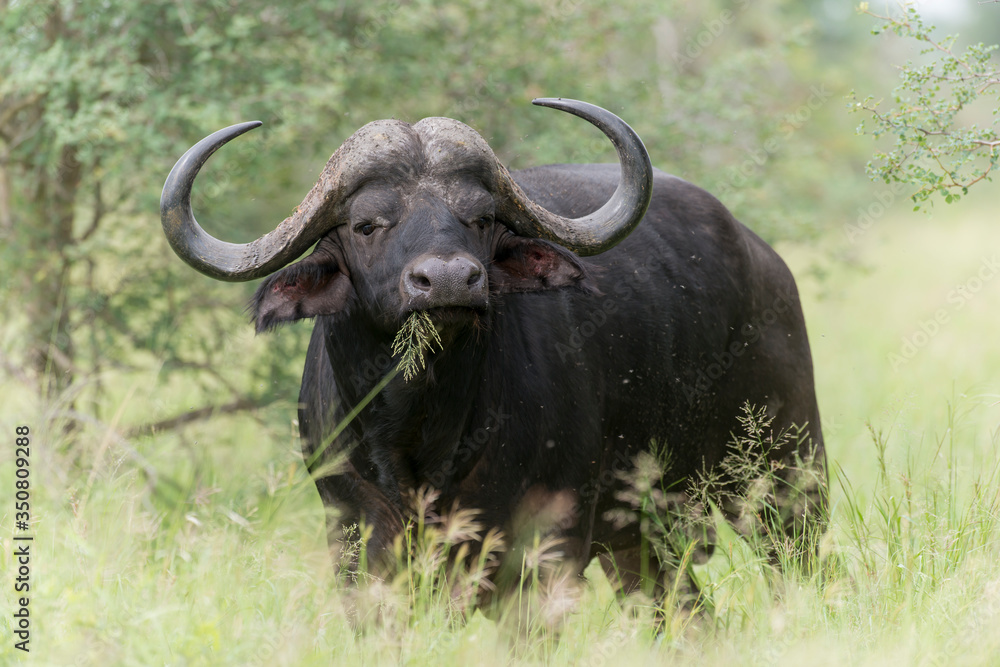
[324,309,495,499]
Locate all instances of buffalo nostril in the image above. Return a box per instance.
[411,273,432,290]
[467,267,483,287]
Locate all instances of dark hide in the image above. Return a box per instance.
[255,163,826,595]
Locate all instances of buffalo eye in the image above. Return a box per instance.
[475,214,493,229]
[355,215,391,237]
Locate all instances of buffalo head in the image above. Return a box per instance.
[160,99,652,335]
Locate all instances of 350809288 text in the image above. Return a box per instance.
[12,425,32,653]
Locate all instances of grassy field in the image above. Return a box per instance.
[2,188,1000,665]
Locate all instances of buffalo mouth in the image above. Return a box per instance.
[427,305,482,317]
[410,306,487,340]
[392,306,485,360]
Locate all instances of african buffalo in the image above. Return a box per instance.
[160,99,826,601]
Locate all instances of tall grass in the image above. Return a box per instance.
[6,397,997,665]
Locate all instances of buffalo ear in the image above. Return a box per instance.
[251,253,353,333]
[490,236,593,293]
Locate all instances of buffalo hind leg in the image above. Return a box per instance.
[598,545,705,620]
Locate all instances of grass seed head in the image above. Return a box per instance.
[392,311,444,381]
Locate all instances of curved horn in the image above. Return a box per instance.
[497,98,653,256]
[161,119,416,282]
[160,121,315,281]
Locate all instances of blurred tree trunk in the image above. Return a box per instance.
[3,6,83,398]
[26,139,82,396]
[0,165,11,232]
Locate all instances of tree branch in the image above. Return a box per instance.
[124,396,274,437]
[78,178,104,242]
[0,92,43,142]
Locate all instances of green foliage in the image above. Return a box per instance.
[851,2,1000,207]
[320,0,863,241]
[0,0,356,413]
